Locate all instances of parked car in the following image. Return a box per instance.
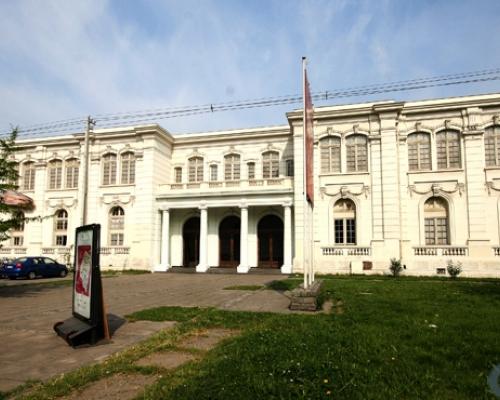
[0,258,14,278]
[2,257,68,280]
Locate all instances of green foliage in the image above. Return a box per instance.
[389,257,403,277]
[446,260,463,279]
[223,285,264,291]
[0,128,22,244]
[9,277,500,399]
[266,279,302,291]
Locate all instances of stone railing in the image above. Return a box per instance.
[164,178,292,191]
[0,247,27,255]
[42,247,71,255]
[413,246,468,256]
[321,246,371,256]
[100,247,130,255]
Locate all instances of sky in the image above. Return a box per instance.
[1,0,500,136]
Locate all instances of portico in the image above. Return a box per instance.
[156,194,294,274]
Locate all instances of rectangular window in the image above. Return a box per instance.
[425,217,448,245]
[334,219,344,244]
[55,235,67,246]
[346,219,356,244]
[23,163,36,191]
[103,155,117,185]
[65,161,79,189]
[48,161,63,189]
[210,165,218,181]
[175,167,182,183]
[248,162,255,179]
[13,236,23,246]
[110,233,124,246]
[286,159,294,177]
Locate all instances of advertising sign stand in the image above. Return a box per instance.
[54,224,110,347]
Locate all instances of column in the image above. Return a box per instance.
[237,205,249,273]
[155,209,170,271]
[196,206,209,272]
[281,203,293,274]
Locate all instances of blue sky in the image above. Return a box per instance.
[1,0,500,135]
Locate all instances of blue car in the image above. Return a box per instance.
[3,257,68,280]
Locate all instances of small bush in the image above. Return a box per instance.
[389,258,402,277]
[446,260,463,279]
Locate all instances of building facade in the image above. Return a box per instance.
[3,92,500,277]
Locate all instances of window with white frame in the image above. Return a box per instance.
[407,132,431,171]
[11,212,24,247]
[188,157,204,183]
[333,199,356,245]
[262,151,279,178]
[320,136,341,173]
[22,162,36,191]
[247,162,255,179]
[102,154,117,185]
[286,159,294,177]
[436,130,461,169]
[224,154,240,181]
[48,160,63,189]
[210,164,218,181]
[424,197,449,245]
[174,167,182,183]
[54,209,68,246]
[120,152,135,184]
[484,125,500,166]
[65,158,79,189]
[109,206,125,246]
[346,135,368,172]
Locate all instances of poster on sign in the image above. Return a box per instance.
[73,227,94,319]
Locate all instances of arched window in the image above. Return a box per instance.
[22,162,36,191]
[65,158,79,189]
[484,125,500,166]
[320,136,341,173]
[11,212,24,247]
[109,206,125,246]
[188,157,204,183]
[121,152,135,184]
[333,199,356,244]
[174,167,182,183]
[424,197,449,245]
[407,132,431,171]
[262,151,279,178]
[436,130,461,169]
[102,154,117,185]
[210,164,218,181]
[247,162,255,180]
[224,154,240,181]
[54,209,68,246]
[48,160,63,189]
[346,135,368,172]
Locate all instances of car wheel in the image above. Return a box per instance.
[60,270,67,278]
[28,271,36,280]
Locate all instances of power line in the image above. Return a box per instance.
[3,67,500,138]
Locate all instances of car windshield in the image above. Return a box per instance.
[14,258,27,263]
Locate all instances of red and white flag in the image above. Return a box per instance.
[304,66,314,207]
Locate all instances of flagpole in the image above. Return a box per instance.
[302,56,309,289]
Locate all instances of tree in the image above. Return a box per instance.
[0,128,33,245]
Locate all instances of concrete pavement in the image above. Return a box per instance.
[0,272,290,392]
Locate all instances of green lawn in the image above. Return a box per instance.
[7,276,500,399]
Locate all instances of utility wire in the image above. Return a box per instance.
[3,67,500,138]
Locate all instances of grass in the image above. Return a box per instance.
[4,276,500,399]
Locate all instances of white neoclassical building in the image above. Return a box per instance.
[3,92,500,277]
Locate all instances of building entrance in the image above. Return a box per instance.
[258,215,283,268]
[219,216,240,267]
[183,217,200,267]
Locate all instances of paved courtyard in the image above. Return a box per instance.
[0,272,290,392]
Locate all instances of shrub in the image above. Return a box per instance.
[446,260,463,279]
[389,258,402,277]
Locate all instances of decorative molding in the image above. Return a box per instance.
[485,181,500,195]
[100,193,135,206]
[320,184,370,199]
[408,182,465,197]
[46,197,78,209]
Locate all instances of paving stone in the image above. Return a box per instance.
[178,329,239,351]
[63,373,156,400]
[136,350,198,369]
